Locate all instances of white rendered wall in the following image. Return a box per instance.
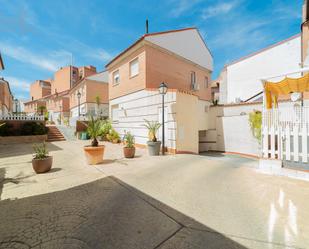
[109,90,177,150]
[70,103,109,118]
[225,36,301,104]
[203,103,262,156]
[218,69,227,104]
[145,29,213,71]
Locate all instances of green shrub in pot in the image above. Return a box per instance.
[143,120,161,156]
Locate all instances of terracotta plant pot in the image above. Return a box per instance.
[84,145,105,165]
[123,147,135,158]
[32,156,53,174]
[147,141,161,156]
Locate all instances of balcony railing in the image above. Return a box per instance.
[0,114,45,121]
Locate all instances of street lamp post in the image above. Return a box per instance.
[158,82,168,155]
[59,105,62,124]
[77,91,81,118]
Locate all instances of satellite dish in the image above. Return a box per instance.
[291,92,301,102]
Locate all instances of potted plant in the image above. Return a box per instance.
[143,120,161,156]
[106,129,120,144]
[123,132,135,158]
[83,116,105,165]
[32,143,53,173]
[99,120,112,141]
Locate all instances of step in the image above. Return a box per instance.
[47,139,66,142]
[46,125,66,142]
[47,136,65,139]
[48,134,65,137]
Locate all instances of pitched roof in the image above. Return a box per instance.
[86,70,108,83]
[105,27,213,71]
[24,89,70,104]
[69,71,109,93]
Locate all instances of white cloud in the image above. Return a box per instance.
[273,5,302,20]
[170,0,201,17]
[4,76,31,100]
[0,42,71,72]
[208,20,270,49]
[87,48,113,62]
[201,1,240,20]
[5,76,31,92]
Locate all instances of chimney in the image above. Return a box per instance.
[146,19,149,34]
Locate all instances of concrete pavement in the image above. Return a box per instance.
[1,141,309,248]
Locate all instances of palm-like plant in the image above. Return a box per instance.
[123,132,135,148]
[143,120,161,142]
[33,143,49,159]
[86,116,102,147]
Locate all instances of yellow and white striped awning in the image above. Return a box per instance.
[264,73,309,109]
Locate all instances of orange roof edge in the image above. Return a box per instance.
[144,27,196,37]
[226,33,301,67]
[105,27,197,68]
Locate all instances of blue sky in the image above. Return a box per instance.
[0,0,302,100]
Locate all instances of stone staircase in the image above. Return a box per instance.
[56,125,77,141]
[46,125,66,142]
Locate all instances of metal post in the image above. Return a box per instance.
[162,94,165,155]
[59,105,62,124]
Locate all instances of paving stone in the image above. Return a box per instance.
[0,178,181,249]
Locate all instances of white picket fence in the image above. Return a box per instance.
[262,106,309,163]
[0,114,45,121]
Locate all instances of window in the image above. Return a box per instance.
[111,104,119,122]
[130,58,139,77]
[113,70,120,85]
[190,71,196,84]
[205,76,209,88]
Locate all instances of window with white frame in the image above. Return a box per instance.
[113,70,120,85]
[205,76,209,88]
[111,104,119,122]
[130,58,139,77]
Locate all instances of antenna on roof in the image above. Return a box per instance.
[146,19,149,34]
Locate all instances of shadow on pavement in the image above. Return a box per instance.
[0,168,4,200]
[46,167,62,173]
[0,143,62,158]
[0,176,248,249]
[0,142,62,159]
[0,169,36,200]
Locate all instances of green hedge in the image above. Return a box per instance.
[0,122,48,136]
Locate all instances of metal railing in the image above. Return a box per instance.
[0,114,45,121]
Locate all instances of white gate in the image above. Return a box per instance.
[262,106,309,163]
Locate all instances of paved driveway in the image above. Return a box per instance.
[1,141,309,248]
